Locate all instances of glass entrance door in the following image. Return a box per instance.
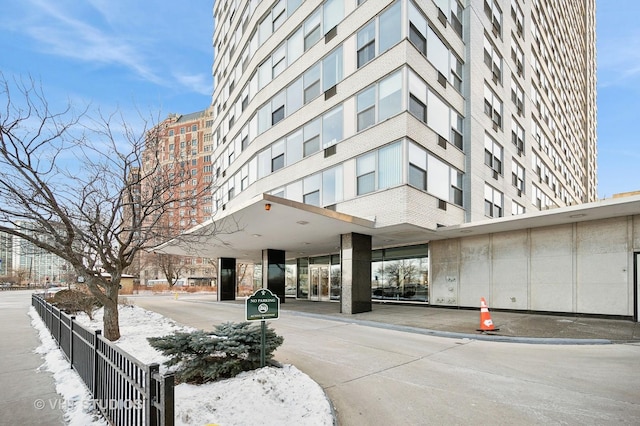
[309,265,330,301]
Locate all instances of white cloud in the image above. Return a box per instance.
[18,0,211,94]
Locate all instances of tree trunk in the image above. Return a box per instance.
[102,286,121,341]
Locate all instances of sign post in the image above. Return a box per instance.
[246,288,280,367]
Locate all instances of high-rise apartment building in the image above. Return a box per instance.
[138,108,218,287]
[162,0,599,311]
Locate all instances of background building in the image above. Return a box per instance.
[137,108,219,287]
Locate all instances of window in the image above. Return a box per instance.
[408,143,427,190]
[322,166,343,206]
[512,160,525,192]
[484,84,503,128]
[511,0,524,37]
[378,71,402,121]
[303,174,321,206]
[357,22,375,68]
[356,152,376,195]
[450,169,463,206]
[511,38,524,76]
[512,119,525,153]
[512,200,525,215]
[484,0,502,37]
[484,135,503,174]
[322,106,343,148]
[408,2,427,55]
[272,0,286,30]
[377,142,401,189]
[357,86,376,131]
[303,64,321,103]
[484,36,502,83]
[378,2,401,52]
[303,119,321,157]
[168,130,174,136]
[323,46,343,91]
[323,0,344,34]
[286,129,303,165]
[451,112,463,150]
[191,124,197,132]
[409,94,426,122]
[484,184,503,217]
[272,140,285,172]
[272,44,286,78]
[511,78,525,115]
[304,9,321,50]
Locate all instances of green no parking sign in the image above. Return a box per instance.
[246,288,280,321]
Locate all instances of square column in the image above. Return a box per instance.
[341,233,372,314]
[217,257,236,301]
[262,249,286,303]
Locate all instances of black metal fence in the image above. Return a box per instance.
[32,294,174,425]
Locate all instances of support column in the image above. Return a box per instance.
[217,257,236,301]
[262,249,286,303]
[341,233,372,314]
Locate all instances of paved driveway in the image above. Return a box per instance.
[130,294,640,425]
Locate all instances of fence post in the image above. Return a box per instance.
[69,316,75,366]
[146,363,159,426]
[163,373,175,426]
[92,330,101,399]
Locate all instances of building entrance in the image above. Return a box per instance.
[309,265,330,301]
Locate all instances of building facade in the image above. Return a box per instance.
[160,0,615,317]
[138,109,219,287]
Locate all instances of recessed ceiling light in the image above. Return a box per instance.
[569,214,586,218]
[297,220,309,225]
[460,230,473,234]
[252,234,262,237]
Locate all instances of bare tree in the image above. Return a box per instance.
[0,74,226,340]
[157,253,187,287]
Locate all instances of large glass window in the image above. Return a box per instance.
[378,141,402,189]
[378,1,401,52]
[323,46,343,91]
[322,166,343,206]
[378,71,402,122]
[322,106,343,148]
[323,0,344,33]
[371,245,429,303]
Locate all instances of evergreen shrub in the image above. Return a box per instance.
[148,321,284,384]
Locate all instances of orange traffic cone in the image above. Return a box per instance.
[478,297,499,332]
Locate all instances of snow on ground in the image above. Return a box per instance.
[29,303,334,426]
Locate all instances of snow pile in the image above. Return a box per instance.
[29,304,334,425]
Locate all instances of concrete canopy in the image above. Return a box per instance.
[153,193,640,263]
[152,193,438,262]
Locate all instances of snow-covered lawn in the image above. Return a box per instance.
[29,303,334,425]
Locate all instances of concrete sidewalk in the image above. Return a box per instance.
[0,290,64,425]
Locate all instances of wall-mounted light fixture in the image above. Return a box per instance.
[265,203,271,211]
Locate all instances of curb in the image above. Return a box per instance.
[283,309,614,345]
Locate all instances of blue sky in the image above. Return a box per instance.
[0,0,637,199]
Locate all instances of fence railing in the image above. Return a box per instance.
[32,294,174,426]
